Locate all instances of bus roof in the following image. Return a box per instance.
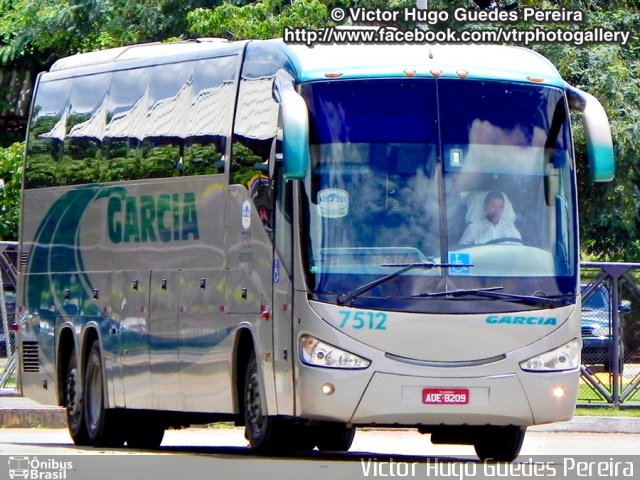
[272,40,564,86]
[49,38,246,73]
[49,38,564,88]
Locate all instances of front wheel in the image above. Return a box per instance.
[83,341,126,447]
[126,420,165,450]
[315,423,356,452]
[473,426,526,462]
[244,351,289,454]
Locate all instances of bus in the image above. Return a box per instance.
[17,38,614,461]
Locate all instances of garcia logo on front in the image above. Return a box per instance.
[486,315,557,326]
[8,456,73,479]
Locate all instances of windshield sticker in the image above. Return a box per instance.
[318,189,349,218]
[448,252,471,276]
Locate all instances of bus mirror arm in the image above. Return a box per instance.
[566,83,615,182]
[274,70,309,180]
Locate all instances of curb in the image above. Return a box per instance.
[0,408,67,428]
[0,390,67,428]
[529,416,640,434]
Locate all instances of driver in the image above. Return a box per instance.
[459,191,521,245]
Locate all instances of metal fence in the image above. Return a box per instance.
[579,262,640,408]
[0,241,17,390]
[1,253,639,407]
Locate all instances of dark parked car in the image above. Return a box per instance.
[581,284,630,373]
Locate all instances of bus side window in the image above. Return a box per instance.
[59,72,111,185]
[231,74,279,234]
[182,56,236,176]
[103,67,150,181]
[141,63,194,179]
[248,173,273,232]
[24,77,73,188]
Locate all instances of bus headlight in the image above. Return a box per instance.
[300,335,370,369]
[519,339,581,372]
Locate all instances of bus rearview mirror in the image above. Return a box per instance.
[566,85,614,182]
[274,71,309,180]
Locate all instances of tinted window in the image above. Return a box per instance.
[24,78,72,188]
[26,54,239,187]
[61,72,111,185]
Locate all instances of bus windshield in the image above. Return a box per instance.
[300,78,577,313]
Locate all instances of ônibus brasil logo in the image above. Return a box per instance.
[8,456,73,480]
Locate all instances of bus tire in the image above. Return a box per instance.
[315,423,356,452]
[244,351,284,454]
[473,426,526,462]
[126,420,165,450]
[83,341,126,447]
[64,349,90,446]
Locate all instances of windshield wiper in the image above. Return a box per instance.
[413,287,565,308]
[337,261,472,305]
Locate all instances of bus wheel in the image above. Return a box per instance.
[244,351,283,453]
[126,420,165,449]
[64,350,89,445]
[473,426,526,462]
[83,341,125,447]
[315,423,356,452]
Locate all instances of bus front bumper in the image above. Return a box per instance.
[297,368,579,427]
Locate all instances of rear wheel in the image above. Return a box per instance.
[473,426,526,462]
[64,350,89,446]
[83,341,126,447]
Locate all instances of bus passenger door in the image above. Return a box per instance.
[271,160,295,416]
[230,69,293,416]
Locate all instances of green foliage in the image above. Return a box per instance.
[231,142,264,186]
[187,0,421,38]
[0,0,221,64]
[0,142,23,240]
[188,0,330,39]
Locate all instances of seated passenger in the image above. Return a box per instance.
[459,191,521,245]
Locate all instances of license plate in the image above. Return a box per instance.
[422,388,469,405]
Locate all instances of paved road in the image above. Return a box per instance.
[1,426,640,455]
[0,427,639,480]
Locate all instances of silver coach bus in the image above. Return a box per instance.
[17,39,614,461]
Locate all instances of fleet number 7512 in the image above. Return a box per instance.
[338,310,387,330]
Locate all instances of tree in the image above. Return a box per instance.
[0,0,222,66]
[0,142,22,240]
[187,0,330,39]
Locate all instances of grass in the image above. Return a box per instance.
[575,407,640,417]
